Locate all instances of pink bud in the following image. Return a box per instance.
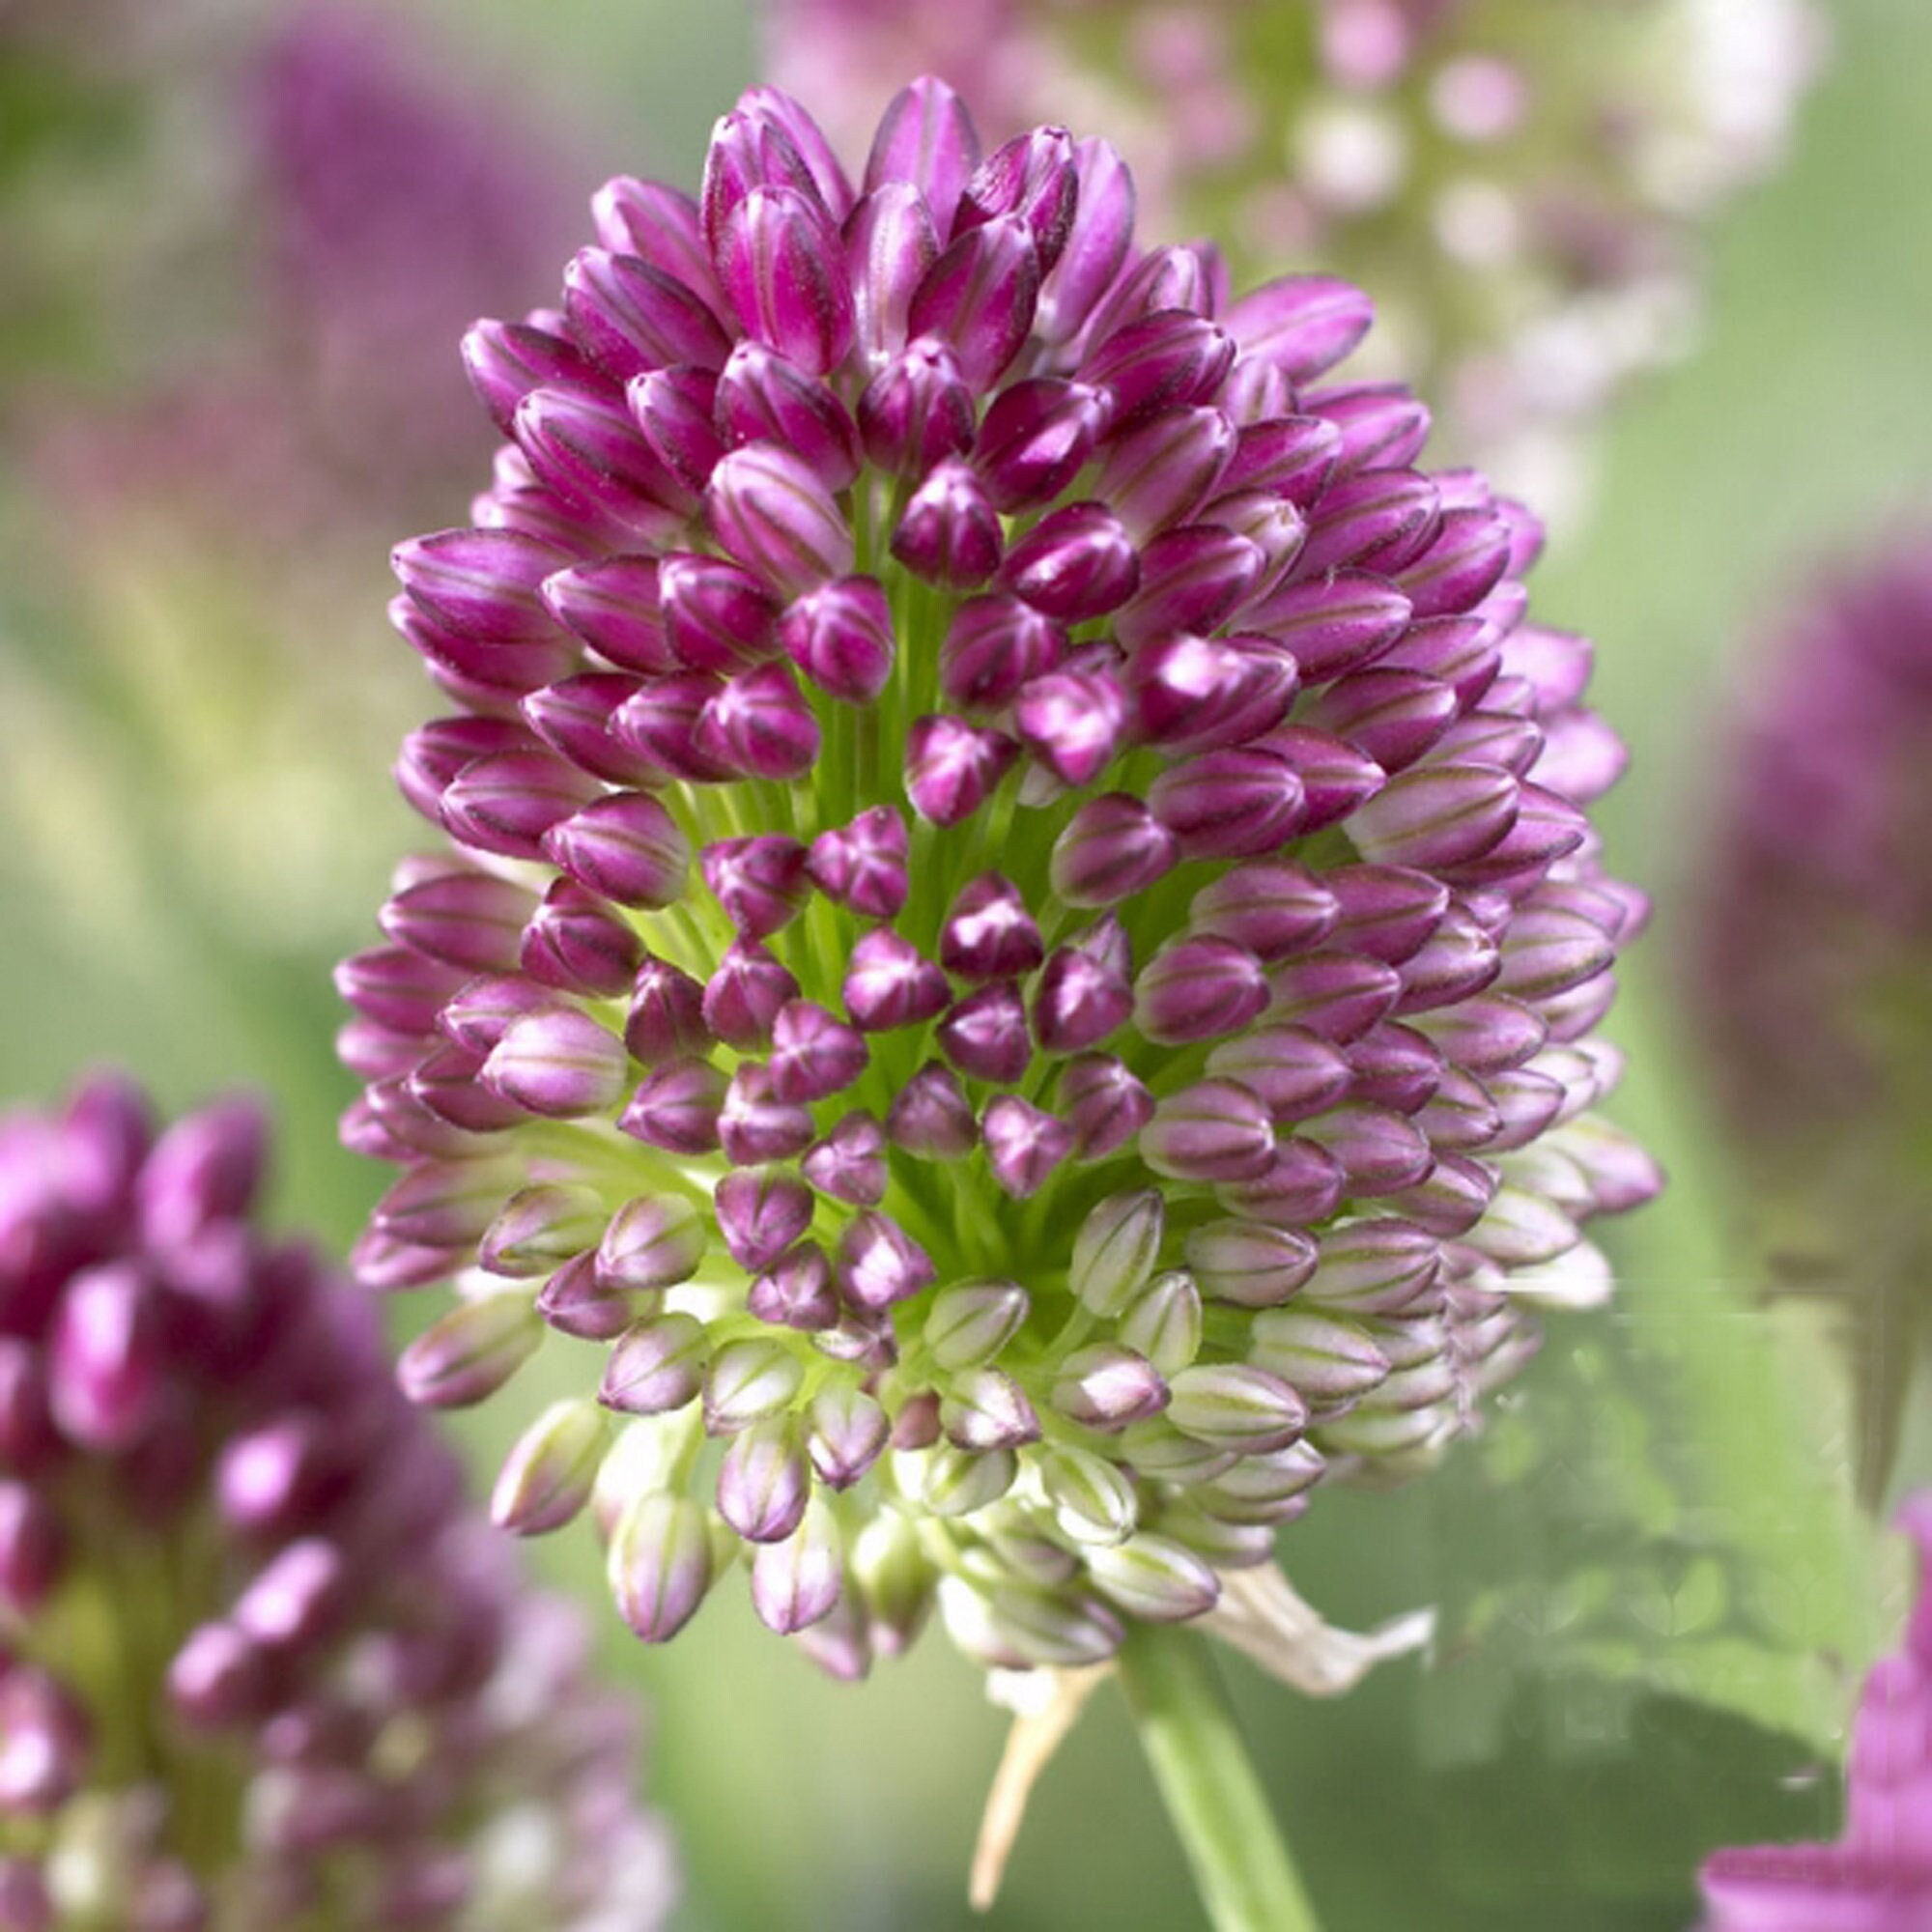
[702,835,811,939]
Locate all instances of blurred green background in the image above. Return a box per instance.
[2,1,1929,1925]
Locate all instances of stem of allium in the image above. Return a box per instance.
[1117,1623,1322,1932]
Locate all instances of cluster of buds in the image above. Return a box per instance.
[765,0,1823,502]
[1698,1496,1932,1930]
[0,1077,673,1929]
[344,77,1657,1677]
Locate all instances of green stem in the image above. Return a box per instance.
[1117,1623,1322,1932]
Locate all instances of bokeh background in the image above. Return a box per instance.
[2,1,1929,1924]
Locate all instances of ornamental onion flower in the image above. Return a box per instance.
[0,1075,674,1929]
[765,0,1823,505]
[1697,1495,1932,1931]
[344,76,1658,1678]
[1690,532,1932,1498]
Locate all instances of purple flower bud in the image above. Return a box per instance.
[1034,926,1135,1055]
[607,1491,714,1642]
[801,1113,889,1206]
[908,213,1040,388]
[483,1009,629,1119]
[513,386,696,533]
[620,1057,729,1154]
[463,319,603,437]
[541,791,690,909]
[939,874,1043,981]
[701,940,801,1051]
[1216,1140,1350,1229]
[717,341,862,488]
[522,672,664,785]
[392,527,572,643]
[1228,275,1374,384]
[1061,1053,1154,1160]
[766,1001,869,1104]
[1015,666,1131,789]
[846,183,941,366]
[629,364,728,497]
[715,1169,815,1273]
[625,956,711,1065]
[536,1251,645,1341]
[719,186,855,377]
[975,378,1109,512]
[955,126,1078,268]
[999,501,1141,621]
[719,1065,817,1165]
[539,554,677,673]
[563,247,732,383]
[493,1399,609,1536]
[838,927,946,1035]
[706,444,855,596]
[1411,994,1548,1075]
[940,1368,1042,1454]
[600,1312,709,1414]
[1119,1270,1205,1378]
[480,1182,605,1277]
[1349,1022,1445,1112]
[718,1416,811,1543]
[982,1096,1072,1198]
[937,982,1033,1085]
[885,1064,979,1160]
[893,458,1004,588]
[1302,1101,1435,1193]
[808,1383,890,1490]
[521,879,644,997]
[752,1498,845,1634]
[397,1293,541,1408]
[859,338,977,476]
[865,78,980,208]
[938,594,1064,712]
[1182,1219,1318,1309]
[1150,746,1307,859]
[0,1483,65,1616]
[657,552,781,674]
[597,1196,706,1293]
[1127,633,1297,756]
[49,1264,163,1451]
[1266,951,1404,1041]
[904,715,1018,826]
[380,869,536,975]
[1050,794,1178,906]
[705,1337,808,1433]
[803,808,906,923]
[1312,383,1433,477]
[1085,1534,1220,1623]
[701,836,811,940]
[1051,1345,1169,1432]
[835,1210,935,1313]
[1135,937,1269,1046]
[0,1666,90,1812]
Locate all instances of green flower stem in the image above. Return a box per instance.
[1117,1623,1321,1932]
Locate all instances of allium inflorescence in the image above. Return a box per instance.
[766,0,1821,500]
[344,77,1657,1677]
[1698,1498,1932,1931]
[0,1076,673,1929]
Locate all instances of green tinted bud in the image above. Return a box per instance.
[923,1279,1031,1370]
[1083,1533,1221,1622]
[922,1442,1019,1517]
[1116,1269,1203,1376]
[1069,1189,1164,1318]
[479,1183,606,1277]
[491,1397,609,1535]
[1037,1443,1140,1547]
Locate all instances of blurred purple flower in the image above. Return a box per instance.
[1699,1496,1932,1931]
[0,1075,674,1928]
[764,0,1824,510]
[342,76,1657,1678]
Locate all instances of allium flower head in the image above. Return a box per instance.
[765,0,1823,501]
[347,77,1657,1676]
[1692,533,1932,1496]
[0,1076,673,1929]
[1698,1496,1932,1932]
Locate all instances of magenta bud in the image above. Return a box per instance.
[1216,1140,1350,1228]
[540,554,676,673]
[1383,1151,1497,1237]
[392,526,570,643]
[541,790,691,910]
[907,213,1040,389]
[1090,241,1222,338]
[610,668,736,781]
[1050,793,1178,906]
[719,185,854,377]
[562,246,732,382]
[0,1344,57,1476]
[940,1367,1042,1455]
[1247,570,1412,682]
[1396,507,1513,620]
[436,974,552,1057]
[480,1182,605,1278]
[619,1057,728,1154]
[463,318,602,436]
[1094,408,1236,542]
[1222,414,1344,504]
[939,874,1043,982]
[706,444,854,596]
[482,1009,628,1119]
[1080,310,1234,425]
[625,956,711,1065]
[893,458,1004,589]
[628,363,727,497]
[397,1293,540,1409]
[702,836,810,940]
[1051,1345,1169,1432]
[842,928,949,1034]
[939,594,1065,712]
[801,1113,888,1207]
[657,551,781,673]
[522,672,662,785]
[536,1251,643,1341]
[807,1384,889,1490]
[1228,274,1373,383]
[608,1491,714,1642]
[1246,1305,1390,1408]
[836,1210,935,1313]
[1310,669,1458,775]
[0,1484,64,1615]
[521,879,643,997]
[1141,1080,1275,1182]
[371,1154,525,1250]
[49,1263,162,1450]
[334,944,464,1036]
[440,750,600,862]
[1117,526,1262,650]
[810,814,905,927]
[1035,135,1135,342]
[974,379,1108,513]
[1061,1053,1153,1160]
[600,1312,708,1414]
[1382,615,1503,711]
[1299,1220,1442,1316]
[1311,382,1432,475]
[955,125,1077,266]
[1326,865,1453,965]
[138,1097,267,1248]
[937,982,1033,1085]
[981,1096,1071,1199]
[1187,862,1339,962]
[1263,724,1387,832]
[904,715,1017,826]
[858,337,976,477]
[1127,633,1296,755]
[781,576,896,704]
[0,1666,90,1812]
[1016,668,1131,789]
[702,940,800,1049]
[748,1242,839,1331]
[492,1399,608,1536]
[999,502,1141,622]
[1135,936,1269,1045]
[885,1064,978,1160]
[845,180,940,368]
[717,341,861,488]
[1149,747,1307,858]
[694,661,822,780]
[513,386,694,530]
[1412,995,1549,1075]
[718,1416,811,1544]
[738,87,854,219]
[1267,952,1403,1041]
[1185,1219,1319,1308]
[1302,1103,1434,1193]
[1034,933,1134,1055]
[719,1064,816,1165]
[866,75,980,203]
[1297,469,1442,581]
[1348,1022,1445,1112]
[768,1000,869,1104]
[379,870,535,975]
[717,1168,815,1272]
